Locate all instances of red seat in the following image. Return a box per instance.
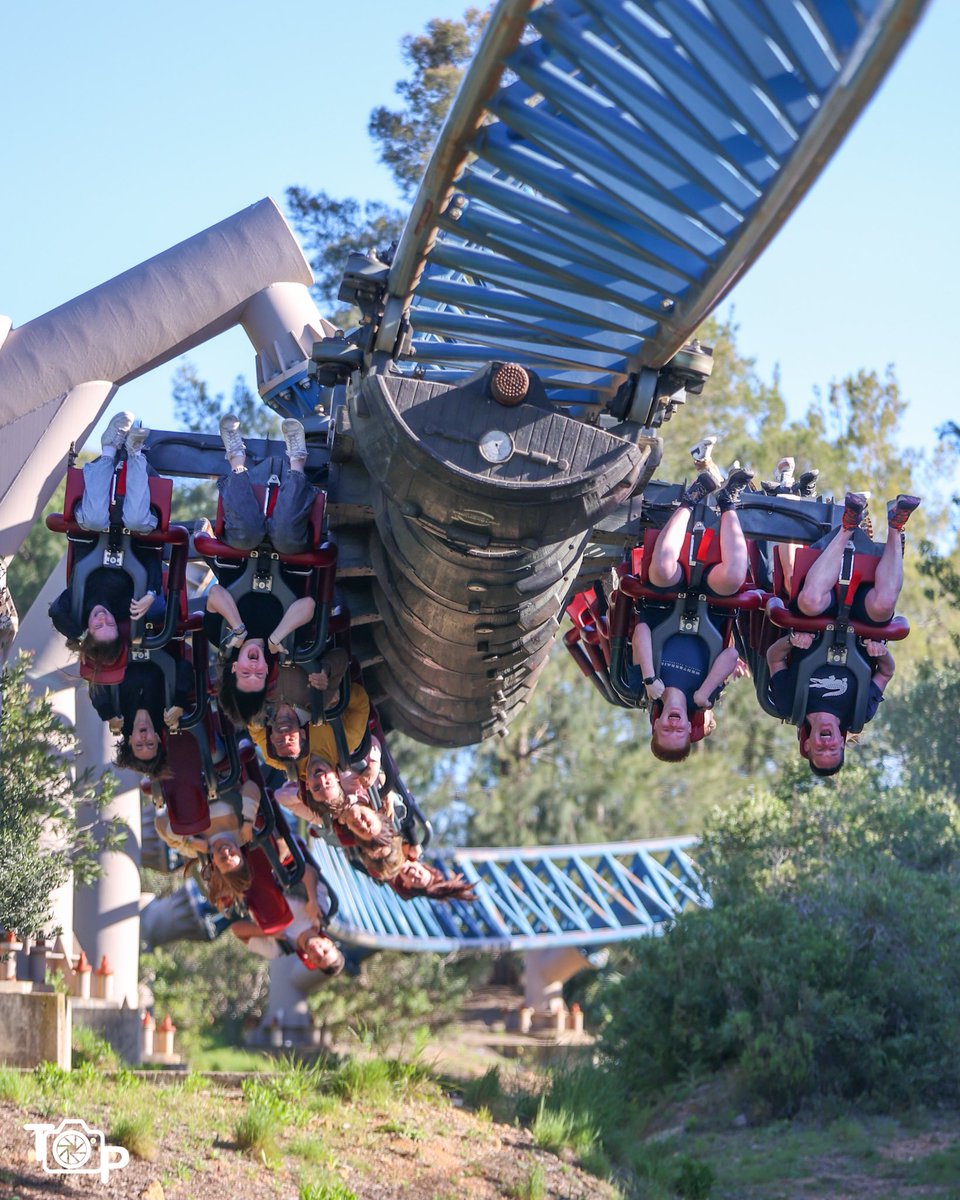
[210,482,325,549]
[161,733,211,836]
[768,545,909,640]
[63,464,173,534]
[243,846,293,935]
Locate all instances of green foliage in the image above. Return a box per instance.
[672,1156,716,1200]
[140,933,270,1053]
[234,1096,283,1162]
[508,1163,546,1200]
[368,9,489,198]
[329,1056,393,1105]
[285,9,485,323]
[285,189,404,319]
[306,949,476,1038]
[109,1110,158,1160]
[71,1026,120,1071]
[0,1066,36,1107]
[299,1178,357,1200]
[0,656,119,935]
[5,479,66,617]
[462,1065,502,1111]
[599,774,960,1116]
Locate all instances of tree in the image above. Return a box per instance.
[5,480,66,619]
[284,8,487,323]
[0,657,119,937]
[285,190,405,322]
[367,9,489,199]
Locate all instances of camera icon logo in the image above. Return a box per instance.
[24,1118,130,1182]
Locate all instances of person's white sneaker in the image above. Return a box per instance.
[281,418,308,463]
[219,413,246,464]
[101,411,134,452]
[126,422,150,456]
[689,435,723,486]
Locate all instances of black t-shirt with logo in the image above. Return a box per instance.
[658,633,709,713]
[769,652,883,730]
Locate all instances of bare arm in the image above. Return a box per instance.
[631,621,664,699]
[693,646,740,709]
[766,634,793,676]
[864,640,896,694]
[269,596,316,652]
[239,780,260,842]
[154,809,208,857]
[205,583,244,630]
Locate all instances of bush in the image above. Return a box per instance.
[72,1027,120,1071]
[599,773,960,1115]
[109,1111,157,1161]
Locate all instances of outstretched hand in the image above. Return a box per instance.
[130,593,155,620]
[863,639,887,658]
[274,781,301,807]
[308,669,329,691]
[644,677,665,701]
[789,631,815,650]
[163,705,184,732]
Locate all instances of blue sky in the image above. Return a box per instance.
[2,1,956,467]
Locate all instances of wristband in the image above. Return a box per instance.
[642,675,657,685]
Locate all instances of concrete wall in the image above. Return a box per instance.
[0,991,71,1068]
[72,1001,141,1066]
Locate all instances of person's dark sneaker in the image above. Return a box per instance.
[796,468,820,499]
[716,467,756,511]
[841,491,868,531]
[887,494,921,532]
[680,470,721,507]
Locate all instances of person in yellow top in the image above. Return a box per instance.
[248,674,371,780]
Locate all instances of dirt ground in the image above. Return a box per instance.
[0,1090,616,1200]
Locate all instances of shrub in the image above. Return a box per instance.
[109,1111,157,1161]
[72,1027,120,1071]
[599,775,960,1115]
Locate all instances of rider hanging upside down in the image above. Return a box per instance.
[631,466,754,762]
[204,414,319,727]
[154,779,260,909]
[48,412,165,671]
[90,651,193,778]
[766,490,920,775]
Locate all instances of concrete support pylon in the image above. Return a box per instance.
[522,946,592,1015]
[71,692,142,1010]
[0,380,117,564]
[0,197,314,561]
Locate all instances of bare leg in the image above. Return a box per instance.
[863,529,903,622]
[705,510,748,595]
[776,543,798,596]
[647,505,689,589]
[796,527,854,615]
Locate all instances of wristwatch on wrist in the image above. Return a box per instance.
[643,675,657,685]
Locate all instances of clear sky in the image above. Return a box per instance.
[2,0,956,469]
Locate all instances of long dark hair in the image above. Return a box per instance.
[392,868,476,904]
[115,737,170,780]
[216,645,277,728]
[200,855,253,910]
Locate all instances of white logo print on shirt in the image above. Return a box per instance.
[809,674,848,699]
